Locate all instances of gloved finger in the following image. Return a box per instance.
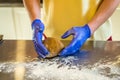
[61,28,75,39]
[59,47,71,56]
[34,41,48,55]
[33,29,43,42]
[59,37,81,56]
[59,46,78,56]
[33,41,49,58]
[34,42,46,58]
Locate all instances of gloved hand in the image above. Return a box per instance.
[32,19,49,58]
[59,24,91,56]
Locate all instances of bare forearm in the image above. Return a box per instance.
[23,0,41,22]
[88,0,120,34]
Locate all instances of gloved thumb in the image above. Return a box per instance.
[61,28,74,39]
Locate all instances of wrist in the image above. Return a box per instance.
[32,19,42,29]
[32,19,44,32]
[84,24,91,38]
[87,22,96,35]
[32,19,41,26]
[88,19,102,34]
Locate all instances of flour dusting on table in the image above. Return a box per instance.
[0,56,120,80]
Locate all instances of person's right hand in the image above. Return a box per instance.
[32,19,49,58]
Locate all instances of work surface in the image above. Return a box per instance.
[0,40,120,80]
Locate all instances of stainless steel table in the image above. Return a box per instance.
[0,40,120,80]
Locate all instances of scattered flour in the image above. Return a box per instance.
[0,56,120,80]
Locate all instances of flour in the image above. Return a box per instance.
[0,62,15,73]
[0,56,120,80]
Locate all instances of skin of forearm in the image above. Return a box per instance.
[23,0,41,22]
[88,0,120,34]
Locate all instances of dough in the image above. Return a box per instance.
[43,37,64,58]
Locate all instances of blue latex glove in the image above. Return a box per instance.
[32,19,49,58]
[59,24,91,56]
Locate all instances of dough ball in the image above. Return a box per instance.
[43,37,64,58]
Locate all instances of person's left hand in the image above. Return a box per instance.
[59,24,91,56]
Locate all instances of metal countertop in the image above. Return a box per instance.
[0,40,120,80]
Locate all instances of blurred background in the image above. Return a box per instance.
[0,0,120,40]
